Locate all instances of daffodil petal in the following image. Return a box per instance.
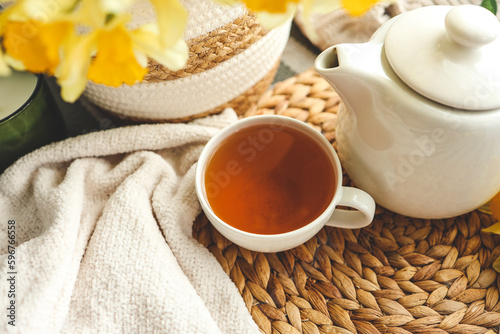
[100,0,136,14]
[298,0,340,44]
[0,50,12,76]
[72,0,107,28]
[212,0,241,6]
[1,1,28,22]
[482,221,500,234]
[56,32,98,102]
[149,0,187,47]
[493,255,500,273]
[341,0,380,16]
[3,20,46,71]
[60,75,88,102]
[254,3,296,30]
[3,20,72,74]
[3,53,25,71]
[132,27,188,70]
[1,0,74,24]
[134,50,148,68]
[0,4,12,29]
[87,24,147,87]
[0,64,11,76]
[489,191,500,221]
[242,0,299,13]
[214,0,241,6]
[151,38,188,70]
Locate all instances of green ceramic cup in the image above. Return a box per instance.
[0,72,66,172]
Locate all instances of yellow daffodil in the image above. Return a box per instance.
[0,0,188,102]
[299,0,342,43]
[0,5,10,75]
[62,0,188,101]
[98,0,136,14]
[490,192,500,220]
[56,10,188,102]
[1,0,379,103]
[483,193,500,232]
[2,0,77,21]
[55,20,139,102]
[234,0,301,13]
[252,2,297,29]
[55,30,97,103]
[216,0,380,30]
[342,0,381,16]
[74,0,187,48]
[0,0,74,74]
[87,24,148,87]
[130,24,188,71]
[3,20,73,74]
[150,0,188,48]
[493,256,500,273]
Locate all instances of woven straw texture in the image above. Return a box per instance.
[192,68,500,334]
[144,13,266,82]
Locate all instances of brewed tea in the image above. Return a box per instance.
[204,123,336,234]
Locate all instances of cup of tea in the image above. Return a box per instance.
[195,115,376,253]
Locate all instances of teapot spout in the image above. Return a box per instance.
[315,44,345,74]
[315,42,394,151]
[315,13,396,101]
[314,44,363,101]
[315,45,342,72]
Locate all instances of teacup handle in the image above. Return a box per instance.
[326,187,376,229]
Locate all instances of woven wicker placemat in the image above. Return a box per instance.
[192,68,500,334]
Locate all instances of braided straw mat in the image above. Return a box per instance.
[192,68,500,334]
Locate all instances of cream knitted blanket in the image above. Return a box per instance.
[0,109,259,334]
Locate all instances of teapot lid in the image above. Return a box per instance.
[385,5,500,110]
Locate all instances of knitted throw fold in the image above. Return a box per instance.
[0,109,259,334]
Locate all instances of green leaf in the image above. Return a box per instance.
[481,0,497,15]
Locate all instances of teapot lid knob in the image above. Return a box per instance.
[445,5,500,48]
[385,5,500,110]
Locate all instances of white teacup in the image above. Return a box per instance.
[195,115,375,253]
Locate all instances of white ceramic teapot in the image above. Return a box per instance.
[315,4,500,219]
